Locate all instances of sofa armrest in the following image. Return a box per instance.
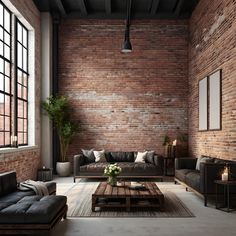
[73,154,85,177]
[175,157,197,170]
[200,162,236,194]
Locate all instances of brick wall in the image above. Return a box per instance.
[0,148,40,182]
[58,19,189,161]
[0,0,41,181]
[189,0,236,160]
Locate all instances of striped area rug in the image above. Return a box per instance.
[64,182,194,218]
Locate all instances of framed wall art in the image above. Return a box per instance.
[199,77,208,131]
[209,70,222,130]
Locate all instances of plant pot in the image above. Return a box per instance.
[56,162,71,177]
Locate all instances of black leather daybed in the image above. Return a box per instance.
[0,171,67,235]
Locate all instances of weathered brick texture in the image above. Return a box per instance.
[58,19,189,161]
[0,149,40,182]
[0,0,41,180]
[189,0,236,160]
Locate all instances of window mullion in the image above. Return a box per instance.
[0,1,12,148]
[14,15,17,145]
[15,18,28,146]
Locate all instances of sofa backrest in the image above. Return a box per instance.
[107,152,135,162]
[0,171,17,197]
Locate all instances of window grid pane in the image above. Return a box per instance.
[16,19,28,146]
[0,2,11,148]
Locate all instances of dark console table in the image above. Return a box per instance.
[164,157,175,176]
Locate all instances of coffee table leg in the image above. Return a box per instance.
[92,196,96,212]
[126,197,130,212]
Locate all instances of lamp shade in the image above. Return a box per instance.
[121,39,132,53]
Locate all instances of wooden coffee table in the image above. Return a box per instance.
[92,182,164,212]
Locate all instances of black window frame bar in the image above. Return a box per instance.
[15,17,29,146]
[0,0,12,148]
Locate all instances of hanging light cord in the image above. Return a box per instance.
[125,0,132,41]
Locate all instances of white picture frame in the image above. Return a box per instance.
[209,70,221,130]
[199,77,208,131]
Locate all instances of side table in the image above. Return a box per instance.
[37,168,53,182]
[164,157,175,176]
[215,180,236,212]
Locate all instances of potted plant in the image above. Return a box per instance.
[42,95,80,176]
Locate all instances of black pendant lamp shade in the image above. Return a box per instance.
[121,0,132,53]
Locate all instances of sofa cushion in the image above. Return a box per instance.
[0,171,17,196]
[0,202,11,211]
[80,162,159,176]
[0,195,67,224]
[145,151,155,164]
[185,171,200,192]
[129,163,158,176]
[80,162,108,173]
[0,190,35,204]
[175,169,193,182]
[81,148,95,163]
[110,152,134,162]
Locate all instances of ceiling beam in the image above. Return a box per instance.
[105,0,111,15]
[150,0,160,16]
[67,11,190,19]
[33,0,50,11]
[78,0,88,15]
[175,0,185,16]
[54,0,67,16]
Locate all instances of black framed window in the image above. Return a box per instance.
[0,2,12,147]
[16,19,28,146]
[0,2,31,149]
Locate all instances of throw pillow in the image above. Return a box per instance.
[81,149,95,163]
[196,156,213,171]
[93,150,107,162]
[135,151,148,163]
[145,151,155,164]
[195,156,203,170]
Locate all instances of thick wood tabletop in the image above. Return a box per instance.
[93,181,163,198]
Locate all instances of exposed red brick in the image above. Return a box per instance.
[58,19,189,161]
[189,0,236,160]
[0,149,40,182]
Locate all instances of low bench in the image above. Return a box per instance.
[0,171,67,235]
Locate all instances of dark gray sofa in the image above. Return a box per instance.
[0,171,67,235]
[74,151,164,182]
[175,157,236,206]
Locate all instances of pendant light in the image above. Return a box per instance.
[121,0,132,53]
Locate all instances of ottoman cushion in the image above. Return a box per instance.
[0,195,67,224]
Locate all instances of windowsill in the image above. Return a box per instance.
[0,145,38,154]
